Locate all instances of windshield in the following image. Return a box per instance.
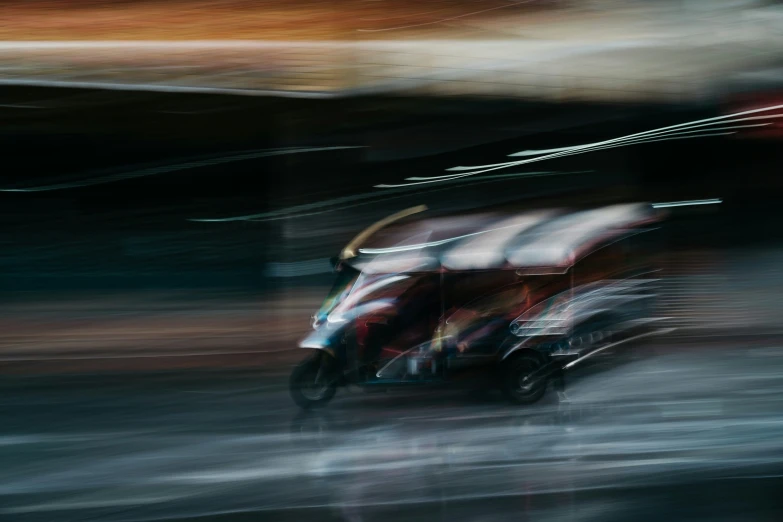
[328,272,424,321]
[314,265,360,326]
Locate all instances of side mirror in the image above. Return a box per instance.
[329,256,341,271]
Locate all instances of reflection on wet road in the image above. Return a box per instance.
[3,340,783,521]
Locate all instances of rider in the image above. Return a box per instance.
[358,274,440,368]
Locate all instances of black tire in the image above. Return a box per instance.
[290,352,338,409]
[500,353,548,405]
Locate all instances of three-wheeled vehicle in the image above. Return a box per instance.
[290,203,666,408]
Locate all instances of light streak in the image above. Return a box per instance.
[523,131,736,156]
[329,275,409,321]
[375,131,738,188]
[376,104,783,188]
[404,128,745,182]
[0,146,363,192]
[191,170,590,222]
[508,123,772,157]
[357,224,520,255]
[403,170,568,182]
[0,104,43,109]
[652,198,722,209]
[0,78,339,99]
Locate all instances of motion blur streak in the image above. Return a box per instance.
[385,129,739,188]
[508,123,772,157]
[195,170,589,222]
[357,225,519,255]
[4,1,783,521]
[370,104,783,187]
[356,0,537,33]
[1,146,363,192]
[652,199,723,209]
[458,103,783,169]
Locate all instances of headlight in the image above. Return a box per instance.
[327,313,348,325]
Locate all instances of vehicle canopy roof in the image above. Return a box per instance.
[342,203,661,275]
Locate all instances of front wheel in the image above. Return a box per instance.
[290,352,338,409]
[500,353,548,405]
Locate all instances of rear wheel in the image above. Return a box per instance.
[290,352,338,409]
[500,353,548,405]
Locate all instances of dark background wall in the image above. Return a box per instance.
[1,88,780,293]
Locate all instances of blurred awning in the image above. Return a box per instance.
[345,203,660,274]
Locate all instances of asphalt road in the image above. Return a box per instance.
[4,337,783,522]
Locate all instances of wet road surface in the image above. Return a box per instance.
[4,338,783,521]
